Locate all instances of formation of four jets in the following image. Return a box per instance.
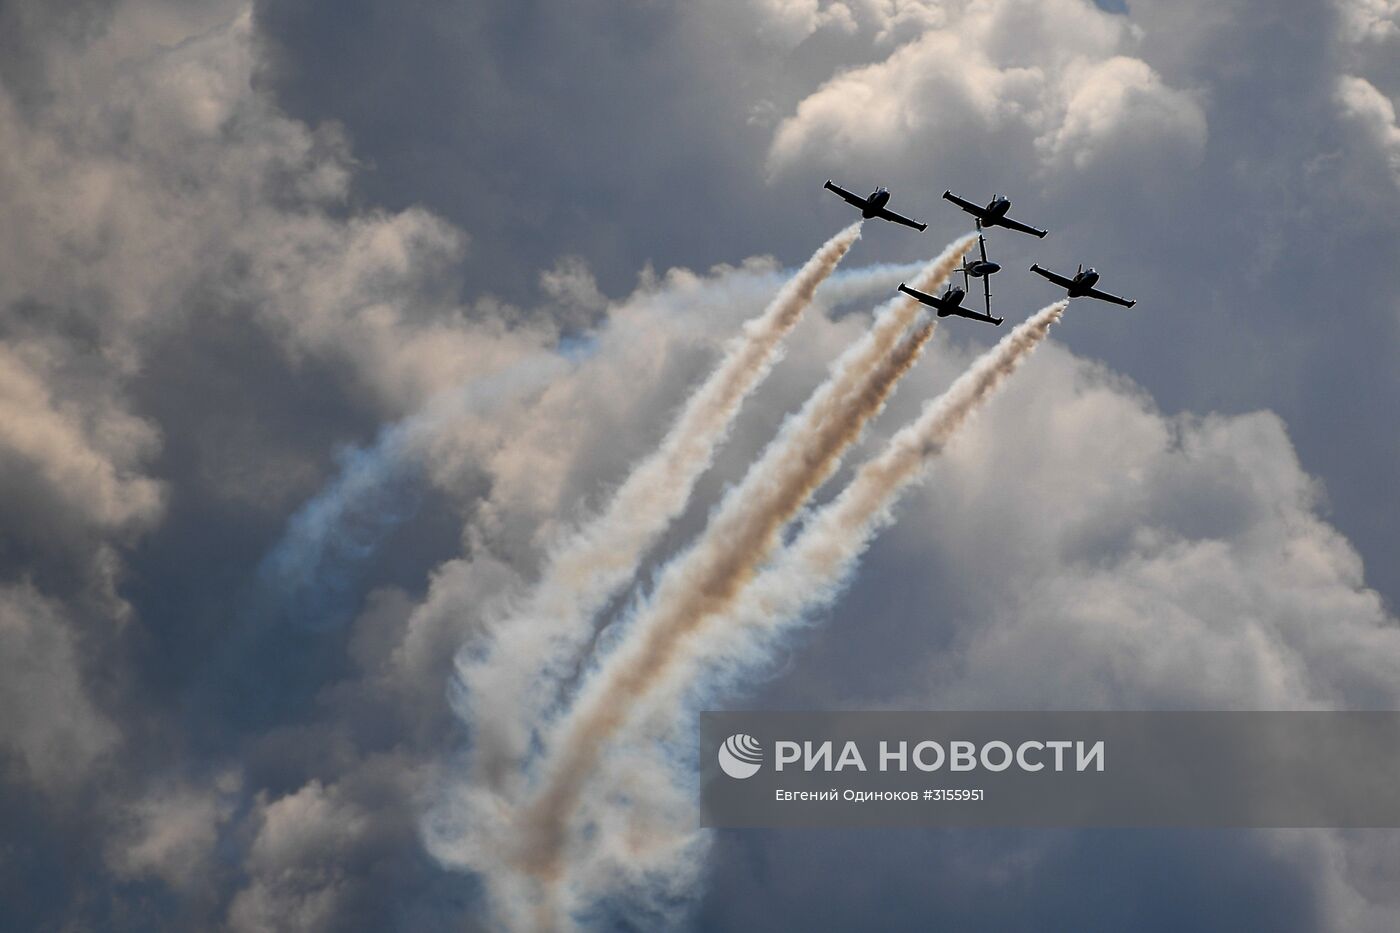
[823,180,1136,326]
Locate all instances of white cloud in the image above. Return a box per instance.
[1336,75,1400,187]
[767,27,1049,172]
[106,772,240,892]
[0,585,118,786]
[0,344,162,544]
[748,0,858,46]
[1037,55,1206,172]
[766,0,1204,177]
[1336,0,1400,45]
[0,8,553,418]
[838,338,1400,712]
[227,780,371,933]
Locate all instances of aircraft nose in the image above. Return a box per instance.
[985,262,1001,274]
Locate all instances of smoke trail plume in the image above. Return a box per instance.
[459,223,864,785]
[249,359,566,630]
[512,245,973,880]
[643,302,1071,718]
[503,302,1065,927]
[253,248,911,642]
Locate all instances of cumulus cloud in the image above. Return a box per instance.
[106,771,241,892]
[0,6,552,419]
[867,344,1400,713]
[0,344,163,573]
[847,0,952,44]
[1336,75,1400,187]
[1336,0,1400,45]
[0,1,575,923]
[767,27,1047,173]
[766,0,1204,177]
[1036,55,1206,172]
[227,780,372,933]
[747,0,858,46]
[0,585,118,787]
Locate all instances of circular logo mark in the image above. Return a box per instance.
[718,733,763,779]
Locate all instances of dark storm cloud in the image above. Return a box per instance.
[254,0,744,301]
[249,0,937,303]
[0,4,552,926]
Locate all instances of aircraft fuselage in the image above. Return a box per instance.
[964,259,1001,278]
[1068,269,1100,296]
[861,188,891,218]
[983,197,1011,221]
[937,285,967,313]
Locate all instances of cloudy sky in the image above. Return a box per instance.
[1,0,1398,929]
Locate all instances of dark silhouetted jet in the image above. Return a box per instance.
[1029,263,1136,307]
[942,190,1047,238]
[958,233,1001,318]
[824,180,927,231]
[898,282,1003,326]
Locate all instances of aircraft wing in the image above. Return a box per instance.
[899,283,1000,324]
[1083,287,1136,308]
[997,215,1048,238]
[977,233,990,263]
[942,190,986,218]
[897,283,941,307]
[824,180,867,209]
[876,207,928,232]
[980,269,992,313]
[942,304,1003,326]
[1029,264,1076,289]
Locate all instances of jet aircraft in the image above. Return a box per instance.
[942,190,1048,238]
[898,282,1003,326]
[1029,263,1136,307]
[958,233,1001,317]
[824,180,928,231]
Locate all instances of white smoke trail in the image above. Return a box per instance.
[812,258,943,304]
[530,301,1068,928]
[511,319,937,923]
[458,223,863,787]
[647,301,1071,716]
[252,358,567,630]
[508,235,978,889]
